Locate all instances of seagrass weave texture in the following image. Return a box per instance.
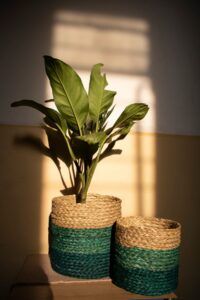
[116,216,181,250]
[50,194,121,278]
[50,224,112,278]
[51,194,121,229]
[113,216,181,296]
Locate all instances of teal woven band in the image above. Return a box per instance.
[112,261,179,296]
[115,243,180,271]
[112,243,180,296]
[50,223,112,254]
[51,249,110,278]
[49,223,113,278]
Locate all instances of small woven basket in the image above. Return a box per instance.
[49,193,121,278]
[112,216,181,296]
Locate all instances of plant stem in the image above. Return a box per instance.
[81,136,107,201]
[57,124,76,161]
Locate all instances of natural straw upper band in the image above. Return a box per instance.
[116,216,181,250]
[51,193,121,229]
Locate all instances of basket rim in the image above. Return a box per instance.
[117,216,181,231]
[52,193,122,205]
[51,193,122,229]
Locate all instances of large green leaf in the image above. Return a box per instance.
[45,126,72,167]
[102,90,116,114]
[113,103,149,128]
[100,123,132,161]
[72,132,107,161]
[44,56,89,134]
[88,64,116,129]
[11,99,67,131]
[75,132,107,145]
[11,99,76,160]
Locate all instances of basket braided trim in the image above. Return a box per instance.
[114,243,180,271]
[116,216,181,250]
[51,194,121,229]
[112,262,178,296]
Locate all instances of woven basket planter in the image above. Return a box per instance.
[112,216,181,296]
[49,193,121,279]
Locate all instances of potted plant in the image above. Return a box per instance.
[11,56,149,278]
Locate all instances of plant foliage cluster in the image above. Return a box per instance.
[12,56,149,202]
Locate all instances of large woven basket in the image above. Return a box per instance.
[49,193,121,278]
[112,216,181,296]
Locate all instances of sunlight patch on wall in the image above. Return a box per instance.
[51,11,150,74]
[46,10,156,133]
[140,134,156,216]
[40,10,157,248]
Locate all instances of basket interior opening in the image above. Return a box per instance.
[121,217,179,230]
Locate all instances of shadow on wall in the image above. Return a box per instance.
[0,126,43,299]
[0,2,52,298]
[155,134,200,299]
[147,2,200,299]
[0,1,200,300]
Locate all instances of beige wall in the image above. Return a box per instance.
[1,2,200,299]
[1,1,200,137]
[1,124,200,299]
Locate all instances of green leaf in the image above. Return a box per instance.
[102,89,116,114]
[72,132,107,161]
[99,146,122,161]
[44,126,72,167]
[88,64,116,130]
[44,56,89,134]
[11,99,76,161]
[11,99,67,131]
[107,122,134,143]
[99,105,115,131]
[113,123,133,141]
[114,103,149,128]
[43,116,57,129]
[76,132,107,145]
[71,139,98,161]
[82,134,107,199]
[100,123,133,162]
